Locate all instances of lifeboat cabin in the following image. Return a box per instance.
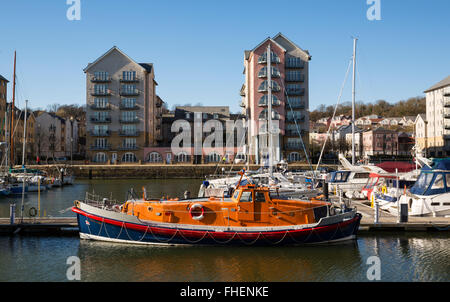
[119,185,331,228]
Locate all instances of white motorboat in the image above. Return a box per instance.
[391,159,450,217]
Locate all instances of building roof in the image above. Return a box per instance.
[0,75,9,82]
[415,113,427,123]
[424,75,450,93]
[84,46,153,74]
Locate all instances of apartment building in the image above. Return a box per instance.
[415,114,427,156]
[84,46,163,163]
[423,75,450,157]
[34,112,79,160]
[362,127,398,157]
[0,75,8,141]
[12,107,35,163]
[145,106,243,164]
[241,33,311,164]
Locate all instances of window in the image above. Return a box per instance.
[185,112,191,119]
[431,174,445,190]
[121,98,136,108]
[258,80,281,92]
[233,190,240,200]
[122,71,136,81]
[123,138,136,148]
[286,57,304,68]
[255,192,266,202]
[146,152,163,163]
[121,84,137,94]
[94,71,109,81]
[122,152,137,163]
[258,66,281,78]
[446,173,450,189]
[259,109,280,120]
[240,191,252,202]
[94,84,108,94]
[94,152,107,163]
[258,95,280,106]
[121,111,137,122]
[258,51,280,64]
[286,71,303,81]
[288,152,301,162]
[94,98,109,108]
[175,152,189,162]
[121,124,136,135]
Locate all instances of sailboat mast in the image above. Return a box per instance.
[351,38,357,165]
[10,51,16,166]
[20,99,28,223]
[267,44,273,177]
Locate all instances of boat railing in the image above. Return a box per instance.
[83,192,121,209]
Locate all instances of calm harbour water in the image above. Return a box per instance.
[0,179,449,282]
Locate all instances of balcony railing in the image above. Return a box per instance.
[90,89,112,96]
[119,117,139,124]
[89,144,111,151]
[90,116,111,123]
[445,124,450,130]
[119,103,139,110]
[285,59,304,69]
[286,102,305,109]
[119,76,140,83]
[90,104,111,110]
[444,101,450,108]
[91,76,112,83]
[90,130,111,137]
[119,130,140,137]
[445,113,450,119]
[286,115,306,122]
[285,129,308,136]
[286,88,305,96]
[119,88,140,96]
[118,145,140,151]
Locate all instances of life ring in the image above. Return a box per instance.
[29,207,37,217]
[189,203,204,221]
[381,186,387,194]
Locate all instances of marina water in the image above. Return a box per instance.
[0,179,448,282]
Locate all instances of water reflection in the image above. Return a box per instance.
[77,240,363,282]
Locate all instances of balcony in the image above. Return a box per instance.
[258,52,281,64]
[119,88,140,96]
[90,89,112,96]
[286,102,305,109]
[286,115,306,123]
[119,117,140,124]
[90,76,112,83]
[90,104,111,110]
[445,124,450,130]
[90,116,111,123]
[119,104,139,110]
[119,130,140,137]
[119,76,140,83]
[239,101,245,108]
[118,145,140,151]
[285,129,308,136]
[444,88,450,97]
[90,130,111,137]
[89,144,111,151]
[286,88,305,96]
[445,113,450,119]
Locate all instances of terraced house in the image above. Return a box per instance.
[241,33,311,164]
[84,46,163,164]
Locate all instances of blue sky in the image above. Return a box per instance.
[0,0,449,113]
